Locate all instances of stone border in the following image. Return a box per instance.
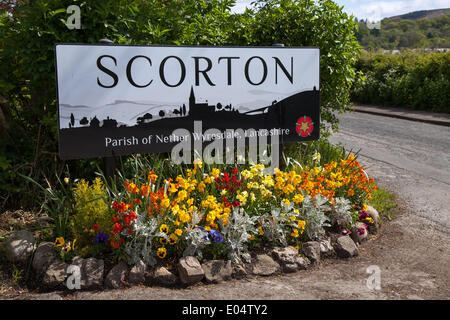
[4,207,380,291]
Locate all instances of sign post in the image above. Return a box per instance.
[55,44,320,168]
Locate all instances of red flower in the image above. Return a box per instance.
[110,241,119,248]
[113,223,123,234]
[134,199,142,204]
[92,223,101,232]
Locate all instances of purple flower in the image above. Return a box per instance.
[196,226,209,240]
[209,230,223,244]
[94,231,109,244]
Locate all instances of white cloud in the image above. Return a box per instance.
[231,0,449,20]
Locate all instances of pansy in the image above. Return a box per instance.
[209,229,223,244]
[157,247,167,259]
[54,237,65,247]
[94,231,109,244]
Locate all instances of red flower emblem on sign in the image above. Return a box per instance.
[296,116,314,137]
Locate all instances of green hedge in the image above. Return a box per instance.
[0,0,360,210]
[351,50,450,113]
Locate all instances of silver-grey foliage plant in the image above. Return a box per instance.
[124,208,167,266]
[300,194,331,240]
[220,207,258,264]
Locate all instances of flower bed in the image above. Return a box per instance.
[65,155,377,265]
[4,153,382,289]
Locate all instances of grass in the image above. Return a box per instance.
[368,187,398,222]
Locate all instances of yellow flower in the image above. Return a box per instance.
[160,224,169,234]
[362,203,368,211]
[161,197,170,208]
[237,191,248,205]
[366,217,374,224]
[198,181,206,192]
[193,158,203,168]
[168,183,178,194]
[291,229,299,238]
[293,194,304,204]
[258,226,264,235]
[348,189,355,197]
[298,220,306,233]
[175,228,183,236]
[177,190,188,201]
[241,170,252,180]
[62,243,71,253]
[54,237,65,247]
[157,247,167,259]
[211,168,220,178]
[72,239,77,251]
[64,177,69,184]
[169,233,178,245]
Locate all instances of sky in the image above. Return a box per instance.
[232,0,450,21]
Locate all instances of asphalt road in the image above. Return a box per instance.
[330,111,450,232]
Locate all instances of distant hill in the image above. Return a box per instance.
[389,8,450,21]
[355,8,450,49]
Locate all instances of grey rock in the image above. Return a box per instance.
[351,222,369,244]
[295,256,310,270]
[20,293,63,300]
[202,260,232,283]
[105,261,129,289]
[367,206,380,224]
[366,206,380,234]
[334,235,359,258]
[177,256,204,284]
[4,230,36,263]
[42,260,68,287]
[252,254,280,276]
[128,259,147,285]
[232,264,248,279]
[71,257,104,289]
[271,247,301,273]
[319,238,335,257]
[154,266,177,285]
[32,242,56,274]
[302,241,321,263]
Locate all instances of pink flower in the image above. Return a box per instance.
[357,227,366,235]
